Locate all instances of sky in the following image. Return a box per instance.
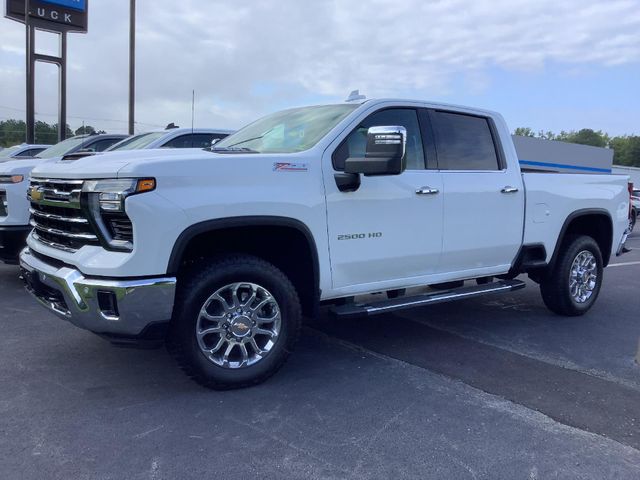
[1,0,639,137]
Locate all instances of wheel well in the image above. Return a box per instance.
[555,212,613,267]
[170,221,319,317]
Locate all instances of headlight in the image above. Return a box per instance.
[82,178,155,212]
[81,178,155,252]
[0,175,24,184]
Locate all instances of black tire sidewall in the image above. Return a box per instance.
[172,256,301,387]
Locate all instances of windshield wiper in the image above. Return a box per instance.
[211,146,259,154]
[225,127,276,148]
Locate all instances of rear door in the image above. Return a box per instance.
[429,109,524,274]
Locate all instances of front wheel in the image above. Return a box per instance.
[539,235,603,316]
[167,254,302,389]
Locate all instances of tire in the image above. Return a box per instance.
[539,235,603,316]
[167,254,302,390]
[629,211,636,233]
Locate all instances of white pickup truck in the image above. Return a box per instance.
[19,98,630,389]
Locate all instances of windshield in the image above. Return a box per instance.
[214,104,359,154]
[36,136,90,158]
[107,131,166,151]
[0,145,23,157]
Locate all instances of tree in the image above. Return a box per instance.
[0,119,73,147]
[562,129,609,148]
[513,127,535,137]
[75,125,106,135]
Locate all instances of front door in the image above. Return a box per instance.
[324,107,444,293]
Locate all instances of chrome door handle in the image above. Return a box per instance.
[416,186,439,195]
[501,186,519,194]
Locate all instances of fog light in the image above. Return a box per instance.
[97,290,119,320]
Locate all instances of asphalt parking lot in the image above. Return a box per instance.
[1,234,640,479]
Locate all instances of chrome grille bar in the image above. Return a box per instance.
[30,220,98,240]
[29,208,89,224]
[31,232,78,253]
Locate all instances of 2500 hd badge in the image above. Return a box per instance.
[337,232,383,240]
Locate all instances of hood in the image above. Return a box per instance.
[30,148,210,179]
[0,157,46,175]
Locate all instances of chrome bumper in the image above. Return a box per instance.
[19,248,176,336]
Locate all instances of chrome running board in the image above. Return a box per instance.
[330,279,526,319]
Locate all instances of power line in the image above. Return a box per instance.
[0,105,164,128]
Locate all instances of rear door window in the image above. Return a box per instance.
[430,111,500,171]
[162,133,225,149]
[88,138,124,152]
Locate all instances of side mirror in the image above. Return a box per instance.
[344,126,407,176]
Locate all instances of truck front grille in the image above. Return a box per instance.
[0,191,7,217]
[29,178,99,252]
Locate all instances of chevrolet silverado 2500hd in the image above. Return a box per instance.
[19,99,630,389]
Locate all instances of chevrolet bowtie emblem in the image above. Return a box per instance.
[30,187,43,202]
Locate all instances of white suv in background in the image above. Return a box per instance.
[0,144,51,160]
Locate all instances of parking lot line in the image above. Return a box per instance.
[608,261,640,267]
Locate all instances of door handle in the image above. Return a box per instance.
[416,186,440,195]
[501,186,519,194]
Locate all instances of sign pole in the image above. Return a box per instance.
[6,0,89,144]
[25,0,35,143]
[128,0,135,135]
[59,31,67,141]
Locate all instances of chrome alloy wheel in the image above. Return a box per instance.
[569,250,598,304]
[195,282,281,368]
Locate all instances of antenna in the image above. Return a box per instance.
[191,89,195,147]
[345,89,366,102]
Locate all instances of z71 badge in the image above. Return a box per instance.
[273,162,308,172]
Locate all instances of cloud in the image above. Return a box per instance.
[0,0,639,133]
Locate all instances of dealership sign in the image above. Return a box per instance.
[5,0,88,32]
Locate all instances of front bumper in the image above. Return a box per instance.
[0,225,31,263]
[19,248,176,336]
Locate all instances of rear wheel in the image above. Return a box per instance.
[167,254,302,389]
[540,235,603,316]
[629,211,637,233]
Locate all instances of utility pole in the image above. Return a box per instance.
[128,0,136,135]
